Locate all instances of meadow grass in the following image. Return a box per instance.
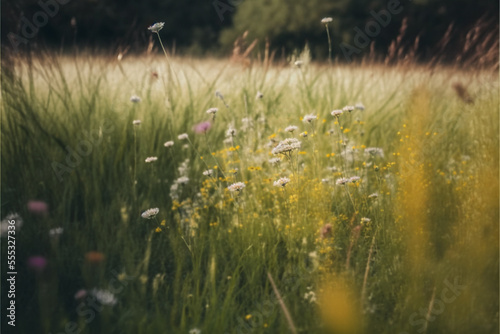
[1,53,498,334]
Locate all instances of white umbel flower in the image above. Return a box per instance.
[178,133,189,140]
[343,105,355,112]
[141,208,159,219]
[227,182,245,192]
[331,109,343,117]
[203,169,213,177]
[90,289,117,306]
[133,120,142,126]
[164,141,174,148]
[303,114,317,123]
[285,125,298,133]
[206,107,218,115]
[273,177,291,188]
[148,22,165,33]
[272,138,301,155]
[145,157,158,163]
[321,17,333,24]
[335,178,349,185]
[130,95,141,103]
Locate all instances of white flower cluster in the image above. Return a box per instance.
[271,138,301,155]
[227,182,245,192]
[90,289,118,306]
[141,208,159,219]
[145,157,158,163]
[273,177,291,188]
[364,147,385,158]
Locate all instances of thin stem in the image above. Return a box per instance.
[325,24,332,64]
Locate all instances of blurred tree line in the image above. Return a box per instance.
[2,0,498,63]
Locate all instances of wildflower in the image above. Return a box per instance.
[141,208,159,219]
[269,157,281,166]
[294,60,303,68]
[343,105,355,112]
[285,125,298,133]
[130,95,141,103]
[27,200,48,216]
[49,227,63,237]
[331,109,343,117]
[368,193,379,199]
[272,138,301,155]
[304,290,317,304]
[206,107,218,115]
[85,251,105,266]
[74,289,87,300]
[256,91,264,99]
[148,22,165,33]
[90,289,117,306]
[203,169,213,177]
[364,147,385,158]
[361,217,371,224]
[321,17,333,24]
[155,227,162,233]
[321,178,329,184]
[245,314,252,320]
[336,177,349,185]
[27,256,48,273]
[321,223,332,238]
[273,177,290,188]
[164,141,174,148]
[355,102,365,110]
[299,131,308,138]
[194,121,212,134]
[226,127,237,137]
[133,120,141,126]
[176,176,189,185]
[228,182,245,192]
[189,329,201,334]
[349,176,361,183]
[145,157,158,163]
[303,114,317,123]
[178,133,189,140]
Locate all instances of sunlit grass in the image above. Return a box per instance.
[1,53,498,334]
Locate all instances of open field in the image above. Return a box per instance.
[1,54,499,334]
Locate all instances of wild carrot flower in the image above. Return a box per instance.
[141,208,159,219]
[321,17,333,24]
[226,127,237,137]
[203,169,213,177]
[133,120,142,126]
[178,133,189,140]
[164,141,174,148]
[368,193,379,199]
[148,22,165,33]
[273,177,290,188]
[285,125,298,133]
[303,114,317,123]
[228,182,245,192]
[145,157,158,163]
[331,109,343,117]
[361,217,371,224]
[336,177,349,185]
[343,105,355,112]
[349,176,361,183]
[272,138,301,155]
[206,108,218,120]
[130,95,141,103]
[176,176,189,184]
[90,289,117,306]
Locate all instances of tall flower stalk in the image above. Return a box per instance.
[321,17,333,63]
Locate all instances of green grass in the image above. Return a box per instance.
[1,54,498,334]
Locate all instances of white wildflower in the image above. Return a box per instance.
[133,120,141,126]
[368,193,379,199]
[49,227,63,237]
[130,95,141,103]
[269,158,281,166]
[164,141,174,148]
[349,176,361,183]
[148,22,165,33]
[176,176,189,185]
[285,125,298,133]
[226,128,237,137]
[145,157,158,163]
[343,105,355,112]
[273,177,290,188]
[228,182,245,192]
[331,109,343,117]
[203,169,213,177]
[321,17,333,24]
[303,114,317,123]
[256,91,264,99]
[141,208,159,219]
[361,217,371,223]
[178,133,189,140]
[364,147,385,158]
[336,177,349,185]
[206,107,218,115]
[355,102,365,110]
[90,289,117,306]
[304,290,317,304]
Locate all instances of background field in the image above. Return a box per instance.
[1,51,498,334]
